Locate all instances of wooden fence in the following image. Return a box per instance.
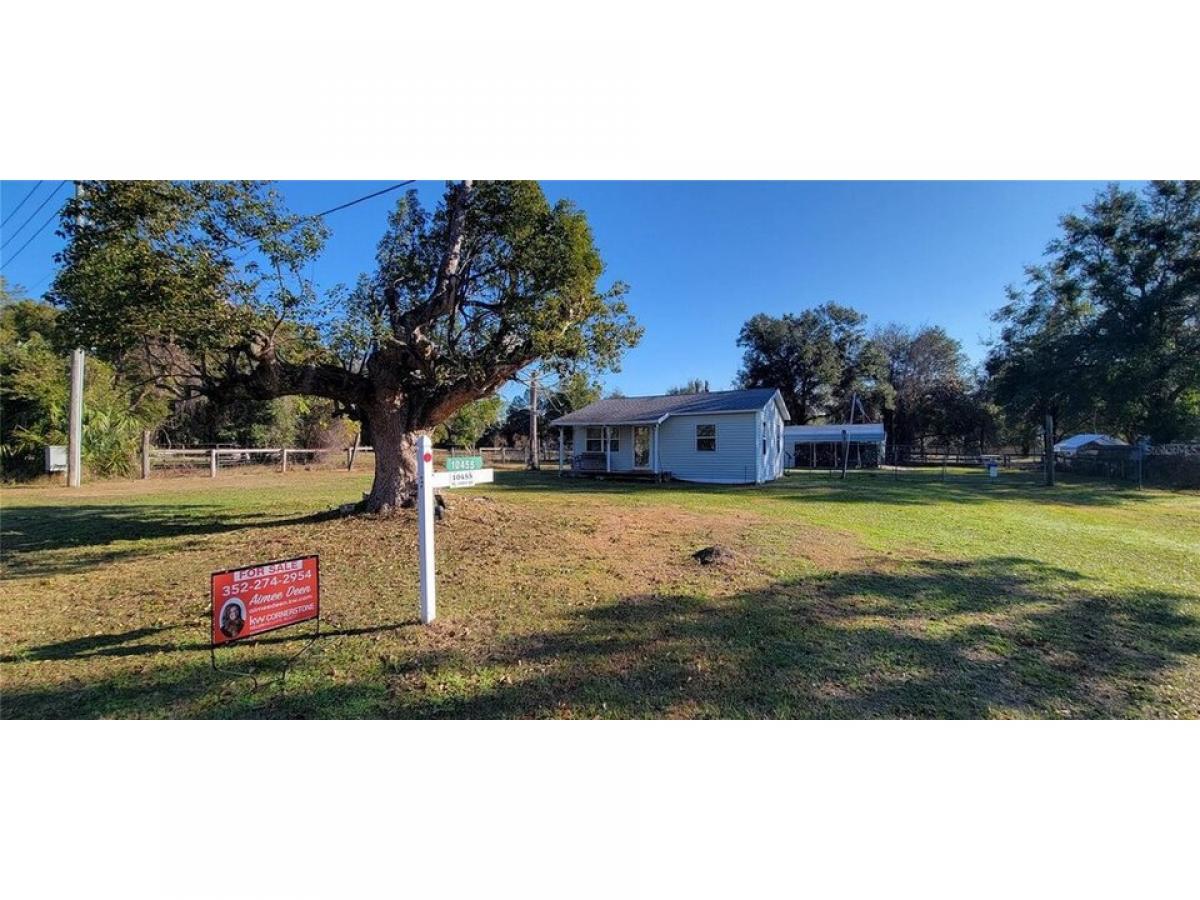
[146,442,565,478]
[147,446,376,477]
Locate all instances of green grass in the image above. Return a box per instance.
[2,467,1198,718]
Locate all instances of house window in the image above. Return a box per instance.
[696,424,716,452]
[762,421,768,456]
[586,427,619,453]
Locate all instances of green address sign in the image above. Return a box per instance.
[445,455,484,472]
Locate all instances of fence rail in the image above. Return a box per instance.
[144,442,567,478]
[146,446,376,478]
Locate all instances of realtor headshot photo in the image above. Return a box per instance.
[218,599,246,640]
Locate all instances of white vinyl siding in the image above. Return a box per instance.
[762,403,785,480]
[657,413,758,483]
[566,396,787,484]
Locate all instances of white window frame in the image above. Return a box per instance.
[586,427,620,453]
[696,424,717,452]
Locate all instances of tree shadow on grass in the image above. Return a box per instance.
[488,469,1154,508]
[0,620,419,664]
[770,473,1154,509]
[0,619,427,718]
[386,555,1200,719]
[4,556,1198,719]
[0,504,343,578]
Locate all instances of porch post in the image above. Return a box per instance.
[605,426,611,472]
[653,423,659,474]
[558,426,564,476]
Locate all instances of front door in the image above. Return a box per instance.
[633,426,651,468]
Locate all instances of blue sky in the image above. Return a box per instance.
[1,180,1131,399]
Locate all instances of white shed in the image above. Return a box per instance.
[550,388,790,484]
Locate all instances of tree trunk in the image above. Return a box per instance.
[363,404,421,513]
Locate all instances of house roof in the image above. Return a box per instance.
[784,423,886,442]
[550,388,789,427]
[1053,433,1129,452]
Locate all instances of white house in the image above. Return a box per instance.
[550,388,790,484]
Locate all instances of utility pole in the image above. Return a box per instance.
[67,349,84,487]
[67,182,86,488]
[528,373,540,470]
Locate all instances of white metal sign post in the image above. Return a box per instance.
[416,436,437,623]
[415,435,494,624]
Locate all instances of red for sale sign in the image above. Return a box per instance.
[211,556,320,645]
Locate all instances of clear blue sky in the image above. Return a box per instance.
[1,180,1133,398]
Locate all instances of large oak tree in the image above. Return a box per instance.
[52,180,641,510]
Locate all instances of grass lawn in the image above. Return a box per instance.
[2,466,1198,718]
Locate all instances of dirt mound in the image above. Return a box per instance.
[692,544,737,566]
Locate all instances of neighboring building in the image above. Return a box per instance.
[550,388,790,484]
[1053,433,1130,456]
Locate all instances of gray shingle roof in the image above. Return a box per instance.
[550,388,787,427]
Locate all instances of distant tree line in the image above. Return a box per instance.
[5,180,1194,480]
[736,302,998,451]
[1,278,359,478]
[986,180,1199,445]
[737,181,1199,452]
[1,269,599,478]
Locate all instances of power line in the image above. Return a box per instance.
[0,180,67,250]
[310,181,415,218]
[1,181,44,228]
[4,180,417,278]
[228,181,416,253]
[28,270,55,295]
[1,202,66,268]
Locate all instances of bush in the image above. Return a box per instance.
[1,296,166,480]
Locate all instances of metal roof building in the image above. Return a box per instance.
[1052,433,1129,456]
[783,423,886,445]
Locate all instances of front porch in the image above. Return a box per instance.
[555,422,663,477]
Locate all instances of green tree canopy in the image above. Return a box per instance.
[736,303,876,424]
[987,181,1200,443]
[52,181,642,509]
[434,394,505,448]
[666,378,710,395]
[1,278,167,478]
